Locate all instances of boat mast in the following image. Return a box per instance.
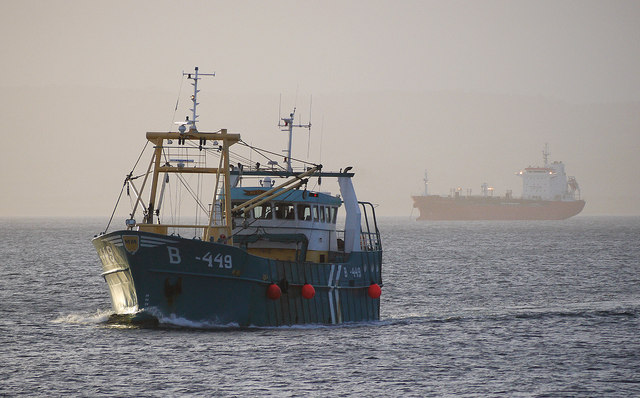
[543,143,550,166]
[146,67,216,226]
[184,66,216,132]
[423,169,429,196]
[142,67,229,231]
[279,107,311,173]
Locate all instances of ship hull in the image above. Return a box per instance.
[412,195,585,221]
[93,231,382,327]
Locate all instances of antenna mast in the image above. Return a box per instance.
[279,106,311,173]
[543,143,550,166]
[423,169,429,196]
[183,66,215,132]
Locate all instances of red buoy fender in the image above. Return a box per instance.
[301,283,315,299]
[368,283,381,299]
[266,283,281,300]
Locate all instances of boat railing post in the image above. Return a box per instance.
[221,129,233,243]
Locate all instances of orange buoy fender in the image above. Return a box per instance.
[266,283,281,300]
[368,283,381,299]
[301,283,315,299]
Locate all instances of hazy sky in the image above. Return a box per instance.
[1,0,639,218]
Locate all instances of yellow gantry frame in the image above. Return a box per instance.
[131,129,240,243]
[130,129,320,244]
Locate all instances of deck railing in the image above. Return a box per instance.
[358,201,382,252]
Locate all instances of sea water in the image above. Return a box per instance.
[1,216,639,396]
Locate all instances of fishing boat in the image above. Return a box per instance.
[412,145,585,220]
[92,68,382,327]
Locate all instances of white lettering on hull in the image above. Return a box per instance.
[167,246,181,264]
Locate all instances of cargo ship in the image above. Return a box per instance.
[92,67,382,327]
[412,145,585,220]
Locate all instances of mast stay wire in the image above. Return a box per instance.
[192,138,314,173]
[103,182,126,235]
[169,72,186,131]
[174,172,209,216]
[307,95,312,158]
[103,140,150,234]
[319,115,324,165]
[171,129,318,172]
[237,140,319,170]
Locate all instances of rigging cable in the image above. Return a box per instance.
[102,140,150,234]
[169,73,185,131]
[319,115,324,165]
[174,172,210,215]
[103,181,126,235]
[307,95,312,158]
[132,141,150,172]
[238,140,318,170]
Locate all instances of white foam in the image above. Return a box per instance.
[154,313,386,330]
[52,309,114,325]
[156,313,240,329]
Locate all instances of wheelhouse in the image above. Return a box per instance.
[229,175,344,263]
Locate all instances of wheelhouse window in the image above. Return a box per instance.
[232,201,247,218]
[297,204,312,221]
[318,206,325,222]
[312,205,319,222]
[275,203,296,220]
[330,207,338,223]
[324,206,331,224]
[253,203,272,219]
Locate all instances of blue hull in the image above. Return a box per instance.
[93,231,382,327]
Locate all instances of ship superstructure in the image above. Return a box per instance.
[519,144,581,201]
